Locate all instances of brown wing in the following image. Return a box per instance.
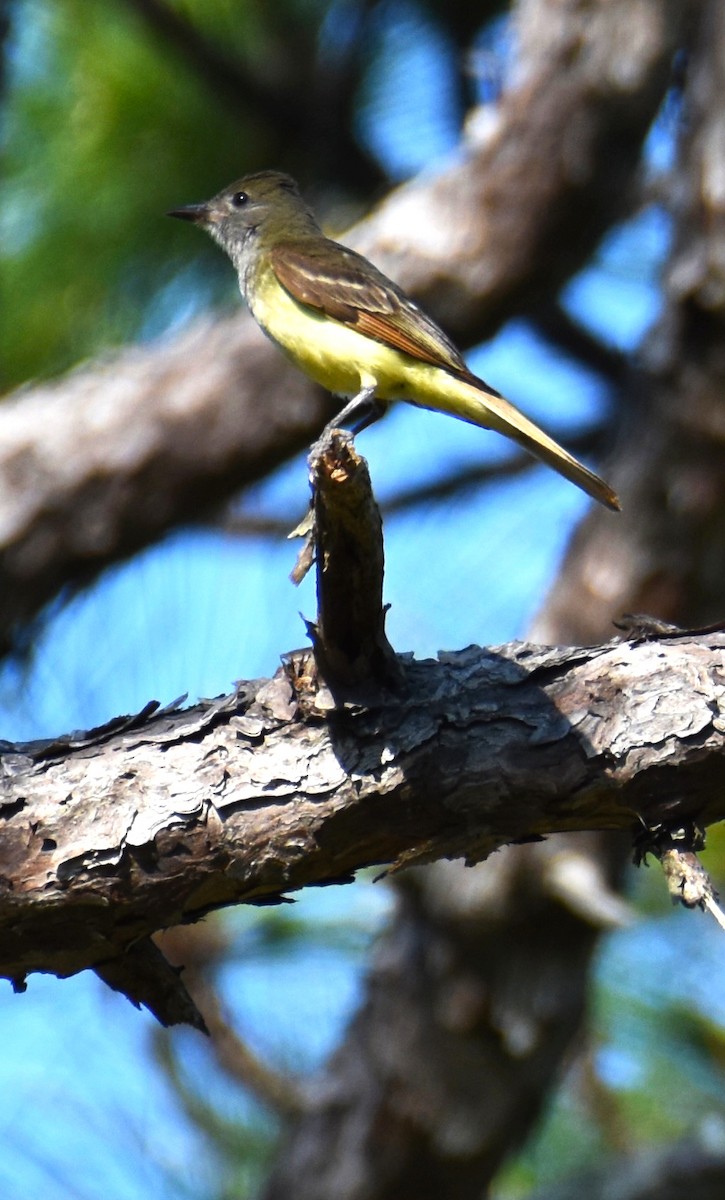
[270,239,485,383]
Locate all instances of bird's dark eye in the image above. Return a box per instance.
[231,191,248,208]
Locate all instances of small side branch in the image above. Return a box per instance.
[3,634,725,1025]
[296,430,401,696]
[634,820,725,932]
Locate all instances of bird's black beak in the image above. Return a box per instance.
[167,203,210,224]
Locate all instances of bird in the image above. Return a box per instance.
[168,170,619,511]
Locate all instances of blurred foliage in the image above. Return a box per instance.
[3,0,248,384]
[1,0,386,387]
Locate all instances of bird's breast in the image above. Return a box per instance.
[247,268,415,399]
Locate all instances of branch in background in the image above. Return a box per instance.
[0,317,326,659]
[349,0,689,341]
[532,300,629,391]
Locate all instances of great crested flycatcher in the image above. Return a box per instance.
[169,171,619,511]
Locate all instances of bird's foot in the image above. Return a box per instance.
[323,386,384,437]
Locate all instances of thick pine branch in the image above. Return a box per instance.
[2,631,725,1008]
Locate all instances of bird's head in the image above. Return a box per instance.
[168,171,319,265]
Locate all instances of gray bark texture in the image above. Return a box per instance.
[2,632,724,1009]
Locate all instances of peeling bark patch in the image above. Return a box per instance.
[2,636,725,1003]
[554,643,725,763]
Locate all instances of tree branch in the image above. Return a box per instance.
[349,0,691,339]
[532,300,629,390]
[2,632,725,1020]
[0,317,325,656]
[301,430,401,695]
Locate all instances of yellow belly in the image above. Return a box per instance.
[246,267,504,425]
[248,272,419,399]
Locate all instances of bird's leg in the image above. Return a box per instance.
[324,386,385,436]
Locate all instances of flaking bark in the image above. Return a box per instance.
[2,632,725,1022]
